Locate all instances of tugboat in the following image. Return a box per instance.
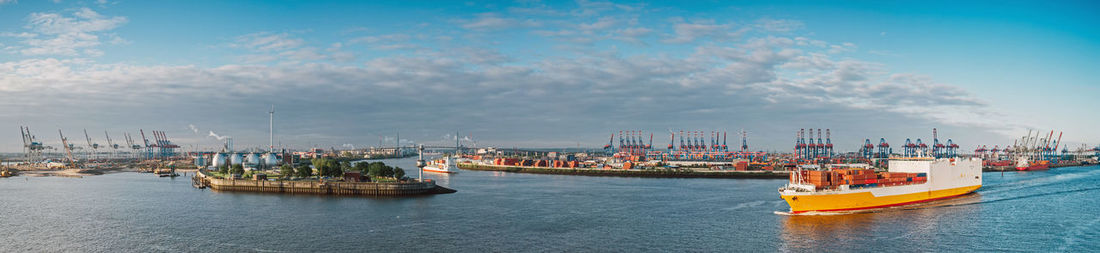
[423,156,459,174]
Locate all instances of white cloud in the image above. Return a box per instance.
[232,32,354,64]
[349,34,410,44]
[460,13,539,31]
[0,5,1024,150]
[755,18,804,32]
[662,19,744,44]
[234,32,304,51]
[6,8,128,57]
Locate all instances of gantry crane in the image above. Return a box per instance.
[83,129,99,161]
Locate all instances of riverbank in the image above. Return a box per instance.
[983,161,1098,172]
[458,163,790,179]
[12,167,140,178]
[192,170,456,196]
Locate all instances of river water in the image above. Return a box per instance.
[1,157,1097,252]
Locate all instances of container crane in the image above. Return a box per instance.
[932,128,945,158]
[105,131,119,160]
[58,129,77,168]
[84,129,99,161]
[21,126,48,163]
[140,129,151,159]
[667,132,674,151]
[125,133,140,159]
[604,133,614,152]
[903,138,914,157]
[946,139,958,157]
[860,139,874,159]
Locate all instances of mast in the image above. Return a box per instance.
[269,105,275,154]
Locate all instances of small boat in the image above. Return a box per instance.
[1015,157,1050,171]
[423,156,459,174]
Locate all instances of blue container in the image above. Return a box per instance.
[917,173,927,177]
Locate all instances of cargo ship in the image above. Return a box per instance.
[1014,157,1050,171]
[779,157,982,214]
[423,156,458,173]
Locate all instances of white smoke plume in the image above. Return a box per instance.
[208,131,229,140]
[188,124,199,134]
[443,134,473,142]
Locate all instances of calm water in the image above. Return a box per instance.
[1,157,1098,252]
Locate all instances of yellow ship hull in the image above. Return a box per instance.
[780,185,981,213]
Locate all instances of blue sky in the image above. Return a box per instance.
[1,0,1097,152]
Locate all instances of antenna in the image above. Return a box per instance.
[269,105,275,153]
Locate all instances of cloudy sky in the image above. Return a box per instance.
[1,0,1098,153]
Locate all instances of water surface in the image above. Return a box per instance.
[1,157,1096,252]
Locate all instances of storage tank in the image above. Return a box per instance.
[229,153,243,165]
[262,153,279,166]
[211,153,227,167]
[193,155,206,167]
[245,153,260,165]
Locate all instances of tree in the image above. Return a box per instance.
[340,161,351,172]
[310,158,344,178]
[327,159,345,177]
[230,164,245,175]
[367,162,393,178]
[296,164,313,178]
[279,164,295,178]
[393,167,405,179]
[353,161,370,172]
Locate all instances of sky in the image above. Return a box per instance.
[1,0,1098,153]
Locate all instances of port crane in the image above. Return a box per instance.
[140,129,151,159]
[58,129,78,168]
[21,126,49,163]
[105,131,120,160]
[125,133,142,159]
[83,129,99,161]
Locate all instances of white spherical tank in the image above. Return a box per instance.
[245,153,260,165]
[229,153,243,165]
[211,153,227,167]
[262,153,279,166]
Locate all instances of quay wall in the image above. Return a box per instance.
[458,163,789,179]
[194,171,451,196]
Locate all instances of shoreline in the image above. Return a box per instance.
[192,170,456,196]
[458,163,790,179]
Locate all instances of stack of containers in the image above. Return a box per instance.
[838,169,878,188]
[735,162,749,171]
[803,170,830,189]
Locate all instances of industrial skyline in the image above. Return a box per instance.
[1,1,1098,152]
